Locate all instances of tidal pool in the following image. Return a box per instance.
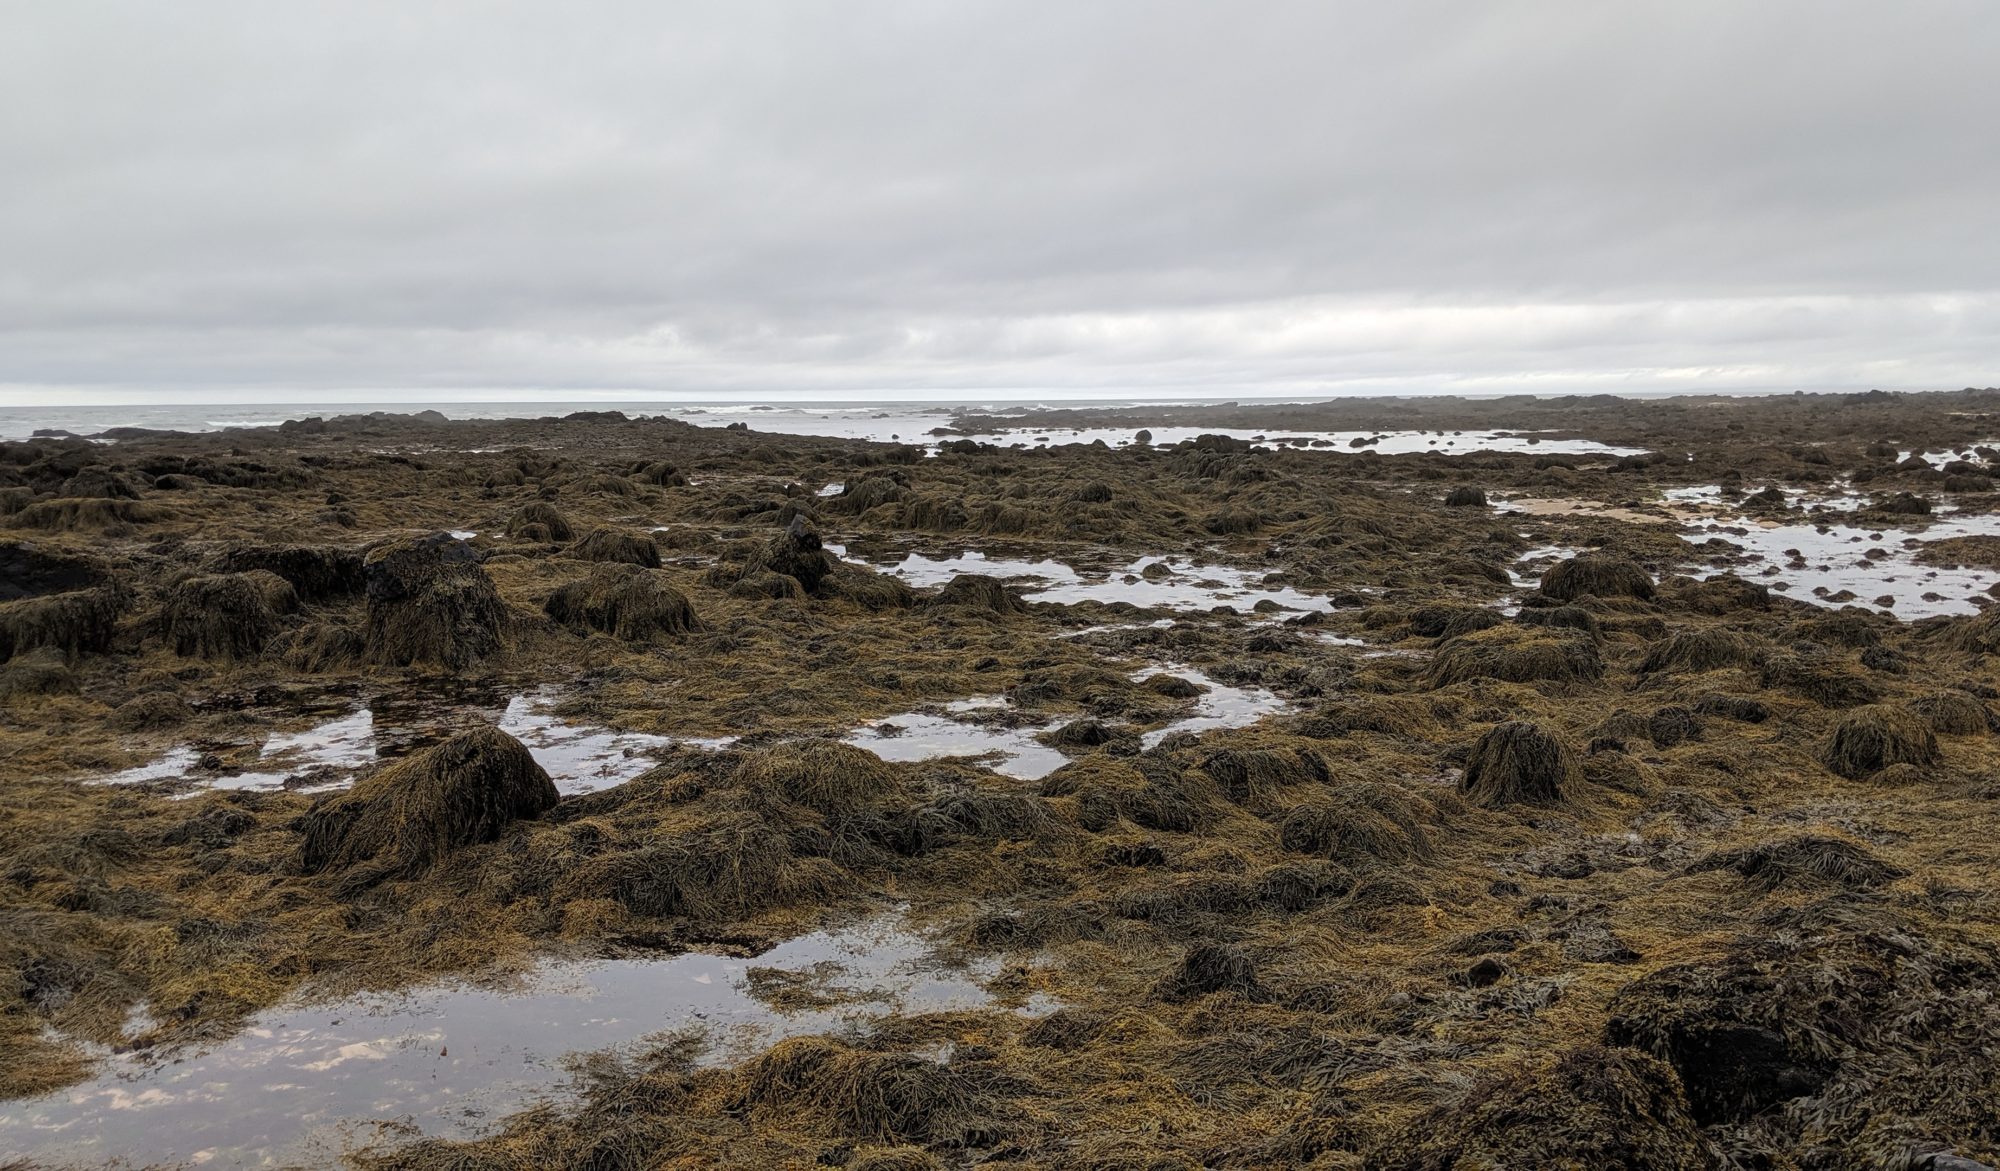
[0,916,1031,1170]
[826,543,1334,613]
[1688,512,2000,617]
[847,668,1287,778]
[1507,493,2000,617]
[96,689,732,796]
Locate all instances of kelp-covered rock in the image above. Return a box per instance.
[0,649,75,700]
[11,497,163,534]
[1821,704,1941,779]
[1426,627,1603,688]
[566,526,661,568]
[930,573,1021,614]
[161,572,281,661]
[504,501,575,542]
[0,586,122,663]
[742,517,835,594]
[56,466,140,500]
[1541,552,1656,602]
[1606,922,2000,1159]
[544,563,701,642]
[0,541,107,601]
[738,1037,985,1146]
[1638,627,1765,674]
[296,726,557,883]
[362,532,506,669]
[1909,688,1993,735]
[821,564,916,610]
[1372,1046,1711,1171]
[1687,833,1906,892]
[206,544,363,600]
[1460,720,1580,807]
[736,740,905,813]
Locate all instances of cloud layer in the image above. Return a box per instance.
[5,1,1997,401]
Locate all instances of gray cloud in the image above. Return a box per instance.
[3,0,1997,401]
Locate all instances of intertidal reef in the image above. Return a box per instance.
[8,389,2000,1169]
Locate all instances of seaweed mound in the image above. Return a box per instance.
[1909,689,1993,735]
[545,564,701,642]
[0,649,75,700]
[1761,653,1883,708]
[743,517,835,595]
[1372,1046,1710,1171]
[1277,782,1434,865]
[930,573,1021,614]
[296,726,557,882]
[1603,934,1857,1126]
[1821,704,1941,779]
[1647,704,1700,748]
[729,569,806,601]
[1155,942,1265,1002]
[1200,746,1328,804]
[1638,628,1764,674]
[1693,693,1769,723]
[57,466,139,499]
[821,564,916,611]
[0,586,122,663]
[737,741,904,812]
[12,498,162,533]
[1668,573,1771,615]
[0,542,106,601]
[566,527,661,568]
[739,1037,982,1145]
[1202,506,1262,535]
[1443,485,1487,507]
[109,691,194,731]
[1407,603,1504,640]
[505,501,575,542]
[362,533,506,669]
[161,573,280,660]
[1541,552,1656,602]
[1460,721,1579,807]
[1688,833,1906,892]
[1930,606,2000,657]
[208,544,364,600]
[1515,603,1599,635]
[1426,627,1603,688]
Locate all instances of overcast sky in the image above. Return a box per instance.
[4,1,1998,404]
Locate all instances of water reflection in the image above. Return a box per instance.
[0,916,1035,1169]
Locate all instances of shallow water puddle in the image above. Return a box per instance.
[1658,484,1867,514]
[1499,497,1690,525]
[1059,617,1179,639]
[96,689,731,796]
[1025,558,1332,613]
[847,668,1287,778]
[1509,498,2000,616]
[0,916,1027,1169]
[826,544,1333,613]
[1688,513,2000,617]
[850,708,1072,780]
[1132,667,1288,748]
